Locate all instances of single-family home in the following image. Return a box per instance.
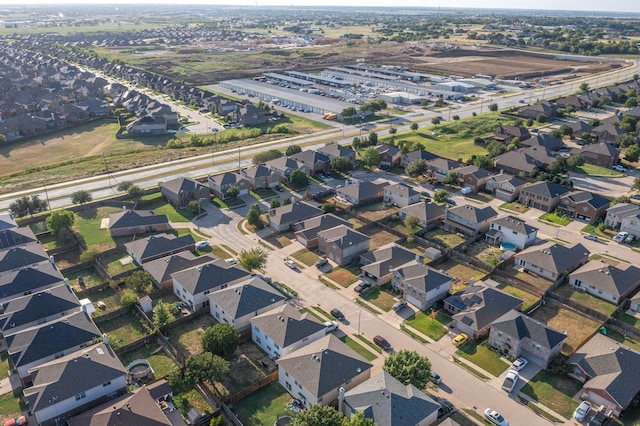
[569,260,640,304]
[209,277,285,332]
[604,203,640,229]
[290,150,330,175]
[516,101,556,120]
[360,243,422,286]
[0,211,18,232]
[341,371,441,426]
[592,122,625,144]
[630,293,640,313]
[515,242,590,281]
[293,214,352,248]
[335,182,387,206]
[317,144,356,165]
[400,149,438,169]
[578,143,619,168]
[277,334,372,409]
[24,343,127,426]
[493,148,545,177]
[425,158,461,182]
[374,144,401,168]
[0,242,49,273]
[239,164,282,189]
[485,215,538,250]
[126,116,166,135]
[398,201,445,230]
[265,157,311,181]
[488,310,566,368]
[269,201,324,232]
[520,133,565,151]
[443,204,498,237]
[568,120,594,139]
[171,259,251,311]
[208,171,251,200]
[143,252,217,289]
[568,333,640,416]
[557,190,610,224]
[485,173,528,202]
[620,213,640,238]
[518,181,571,213]
[0,225,38,250]
[452,165,494,193]
[108,209,170,237]
[251,304,327,359]
[125,233,195,265]
[160,177,210,208]
[444,282,523,339]
[383,184,419,208]
[492,125,531,143]
[391,260,452,311]
[318,225,370,266]
[0,260,64,305]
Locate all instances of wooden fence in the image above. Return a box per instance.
[224,371,279,405]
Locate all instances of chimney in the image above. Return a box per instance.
[338,387,345,413]
[469,277,475,287]
[103,334,109,345]
[8,210,13,220]
[49,255,55,265]
[122,205,127,211]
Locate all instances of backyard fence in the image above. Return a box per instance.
[224,371,279,405]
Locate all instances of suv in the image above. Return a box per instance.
[354,282,371,293]
[330,308,345,321]
[501,369,519,393]
[393,301,407,312]
[589,405,613,426]
[373,335,392,351]
[315,258,328,268]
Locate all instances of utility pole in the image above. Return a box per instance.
[238,146,241,172]
[103,153,111,188]
[43,179,50,211]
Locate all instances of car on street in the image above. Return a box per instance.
[330,308,345,321]
[484,408,509,426]
[447,199,457,205]
[452,333,469,347]
[612,165,627,172]
[323,320,339,332]
[583,234,598,241]
[625,234,636,244]
[373,335,392,351]
[354,282,371,293]
[195,241,210,249]
[613,232,629,243]
[429,371,442,384]
[420,191,431,200]
[512,357,529,371]
[631,193,640,200]
[276,185,284,192]
[501,369,519,393]
[284,260,296,269]
[574,401,593,421]
[225,258,237,265]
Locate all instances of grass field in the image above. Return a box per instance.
[575,163,623,176]
[404,310,451,341]
[520,370,582,419]
[455,341,509,377]
[290,248,320,267]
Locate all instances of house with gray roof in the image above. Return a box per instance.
[391,260,452,311]
[7,310,101,385]
[0,211,18,231]
[425,158,461,182]
[208,171,251,200]
[517,101,556,120]
[290,150,330,175]
[486,215,537,250]
[0,260,64,305]
[488,310,565,368]
[360,243,422,285]
[374,144,401,168]
[569,260,640,304]
[269,201,324,232]
[444,282,523,338]
[485,173,527,202]
[108,209,170,237]
[251,304,327,359]
[143,252,216,289]
[577,142,619,168]
[515,242,590,281]
[0,242,49,273]
[518,181,571,212]
[383,183,419,208]
[520,133,565,151]
[341,371,440,426]
[443,204,498,237]
[400,149,439,169]
[452,165,494,193]
[318,225,370,266]
[604,203,640,229]
[293,214,352,248]
[398,201,445,230]
[172,259,250,311]
[125,233,195,265]
[24,343,127,426]
[492,125,531,143]
[568,333,640,415]
[160,176,210,207]
[557,190,610,224]
[265,156,311,182]
[318,144,356,165]
[335,181,387,206]
[239,164,282,189]
[0,226,37,250]
[277,334,372,409]
[208,277,286,332]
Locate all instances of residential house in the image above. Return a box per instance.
[568,333,640,416]
[620,213,640,237]
[209,277,286,332]
[492,125,531,143]
[269,201,324,232]
[125,233,195,265]
[485,215,537,250]
[277,334,372,409]
[592,122,625,144]
[520,133,565,151]
[444,282,523,338]
[568,120,594,139]
[335,182,387,206]
[317,144,356,165]
[398,201,445,230]
[516,101,556,120]
[569,260,640,304]
[239,164,282,189]
[318,225,370,266]
[0,211,18,231]
[391,260,452,311]
[494,147,555,177]
[425,158,461,182]
[160,177,210,208]
[577,143,619,168]
[518,181,571,212]
[108,210,170,237]
[293,214,352,248]
[557,190,610,223]
[604,203,640,229]
[251,304,327,359]
[374,144,401,168]
[290,150,330,175]
[126,116,166,136]
[556,94,592,111]
[383,184,419,208]
[0,260,64,305]
[0,225,37,250]
[143,252,217,289]
[400,149,438,169]
[630,293,640,313]
[24,343,127,426]
[452,165,494,193]
[515,242,590,281]
[341,371,441,426]
[360,243,422,285]
[235,103,269,126]
[443,204,498,237]
[0,242,49,273]
[485,173,528,202]
[172,259,251,311]
[208,171,251,200]
[265,157,311,182]
[7,310,101,385]
[488,310,566,368]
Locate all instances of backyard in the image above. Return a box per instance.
[63,266,106,291]
[464,241,503,267]
[358,224,399,249]
[423,228,466,249]
[552,283,618,317]
[404,309,451,341]
[73,206,123,250]
[119,344,177,380]
[233,381,294,426]
[494,282,541,311]
[168,315,218,357]
[143,200,200,223]
[214,342,272,399]
[89,287,123,318]
[433,258,487,291]
[354,203,398,222]
[98,310,154,348]
[520,369,582,419]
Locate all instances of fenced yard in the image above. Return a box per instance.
[499,267,555,294]
[89,287,122,317]
[98,310,154,348]
[552,283,618,317]
[494,282,541,312]
[358,224,400,249]
[119,344,177,380]
[74,206,122,250]
[233,381,293,426]
[433,258,487,292]
[355,203,398,222]
[463,241,502,267]
[214,341,272,399]
[63,266,106,290]
[423,228,466,249]
[168,316,218,357]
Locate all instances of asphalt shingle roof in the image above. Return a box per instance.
[491,310,566,351]
[251,304,326,348]
[171,259,250,295]
[317,225,370,249]
[570,260,640,299]
[516,242,590,276]
[208,277,285,320]
[0,242,49,273]
[125,233,195,263]
[143,252,216,286]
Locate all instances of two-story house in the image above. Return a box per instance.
[208,171,251,200]
[556,190,610,223]
[398,202,445,230]
[515,242,590,281]
[604,203,640,229]
[391,260,452,311]
[317,144,356,165]
[290,150,330,175]
[425,158,461,182]
[335,182,387,206]
[443,204,498,237]
[360,243,421,286]
[486,215,538,250]
[374,144,401,168]
[383,184,420,208]
[578,143,619,168]
[293,214,352,248]
[265,157,311,182]
[569,260,640,304]
[317,225,370,266]
[239,164,283,190]
[518,181,571,212]
[160,177,210,208]
[452,165,494,193]
[400,149,438,169]
[269,201,324,232]
[485,173,528,202]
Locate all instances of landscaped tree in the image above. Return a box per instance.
[127,185,145,199]
[291,404,344,426]
[559,124,573,137]
[321,203,336,213]
[368,132,378,146]
[184,352,229,385]
[405,159,427,177]
[633,175,640,190]
[289,169,309,187]
[405,215,421,230]
[579,82,590,94]
[120,289,137,308]
[330,156,353,174]
[46,209,75,237]
[383,349,431,389]
[341,106,357,122]
[443,171,459,185]
[117,181,134,193]
[536,114,547,123]
[282,197,292,205]
[79,247,100,263]
[433,189,449,203]
[71,190,92,205]
[360,147,380,168]
[410,122,419,131]
[626,145,640,162]
[225,185,240,200]
[566,154,585,169]
[270,199,281,209]
[246,204,263,229]
[153,300,175,327]
[431,117,441,125]
[201,323,241,358]
[238,247,269,271]
[344,411,375,426]
[125,270,154,293]
[472,155,493,170]
[9,195,48,218]
[285,144,302,156]
[489,103,498,112]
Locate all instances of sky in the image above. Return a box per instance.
[7,0,639,13]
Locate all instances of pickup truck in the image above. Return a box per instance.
[589,405,613,426]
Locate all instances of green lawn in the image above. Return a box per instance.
[119,345,177,379]
[144,200,198,222]
[102,252,138,276]
[404,310,451,341]
[234,381,293,426]
[90,287,122,317]
[539,212,571,226]
[499,201,529,213]
[98,311,154,348]
[495,283,541,311]
[455,341,509,377]
[614,311,640,328]
[553,283,618,316]
[74,206,122,249]
[0,353,10,380]
[0,389,25,419]
[325,267,358,287]
[575,163,623,177]
[360,284,397,312]
[63,266,105,289]
[520,370,582,419]
[172,383,212,418]
[290,248,320,267]
[339,336,378,361]
[354,334,383,354]
[423,228,466,249]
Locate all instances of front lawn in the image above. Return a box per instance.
[325,267,358,287]
[455,341,509,377]
[263,232,293,249]
[290,248,320,267]
[339,336,378,361]
[539,212,571,226]
[404,310,451,341]
[575,163,623,177]
[0,390,26,419]
[499,201,529,214]
[359,284,397,312]
[234,381,292,426]
[520,369,581,419]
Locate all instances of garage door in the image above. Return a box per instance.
[521,350,547,368]
[239,188,249,196]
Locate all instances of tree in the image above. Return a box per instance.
[579,82,590,94]
[184,352,229,385]
[238,247,269,271]
[285,145,302,156]
[153,300,175,327]
[201,323,241,358]
[343,411,375,426]
[626,145,640,162]
[633,175,640,190]
[209,416,225,426]
[270,199,281,208]
[410,122,419,131]
[433,189,448,203]
[127,185,145,199]
[125,270,154,293]
[117,181,133,192]
[291,404,344,426]
[9,195,48,218]
[46,210,75,237]
[360,147,380,168]
[330,156,353,173]
[559,124,573,137]
[443,171,459,185]
[79,247,100,263]
[247,204,263,229]
[368,132,378,145]
[536,114,547,123]
[473,155,493,170]
[225,185,240,200]
[383,349,431,389]
[405,215,420,229]
[406,159,427,177]
[489,103,498,112]
[282,197,292,205]
[321,203,336,213]
[119,289,137,308]
[547,156,567,174]
[389,127,397,135]
[71,190,92,205]
[431,117,441,125]
[612,195,631,205]
[253,149,283,165]
[289,169,308,187]
[566,154,585,169]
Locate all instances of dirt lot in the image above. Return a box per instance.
[358,223,399,249]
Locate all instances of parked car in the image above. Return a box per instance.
[225,258,237,265]
[447,199,457,205]
[392,301,407,312]
[373,335,392,351]
[631,193,640,200]
[589,405,613,426]
[452,333,469,347]
[613,232,629,243]
[429,371,442,384]
[315,258,328,268]
[323,320,339,332]
[501,369,519,393]
[276,185,284,192]
[574,401,593,421]
[420,191,431,200]
[250,273,272,284]
[284,260,296,269]
[354,282,371,293]
[330,308,345,321]
[4,417,27,426]
[624,234,636,244]
[195,240,210,249]
[484,408,509,426]
[583,234,598,241]
[512,357,529,371]
[612,165,627,172]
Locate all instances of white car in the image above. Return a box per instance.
[612,165,627,172]
[284,260,296,269]
[484,408,509,426]
[501,369,519,393]
[195,241,210,250]
[226,258,237,265]
[613,232,629,243]
[512,357,529,371]
[574,400,592,421]
[323,321,339,332]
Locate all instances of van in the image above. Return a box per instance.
[393,301,407,312]
[373,335,392,351]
